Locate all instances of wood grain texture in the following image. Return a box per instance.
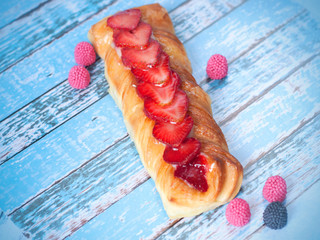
[0,0,186,162]
[169,0,238,42]
[0,96,127,212]
[10,137,149,239]
[0,0,115,74]
[0,0,49,29]
[204,10,320,125]
[186,0,304,83]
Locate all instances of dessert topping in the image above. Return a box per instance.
[132,52,171,85]
[107,9,141,30]
[152,115,193,147]
[163,138,201,165]
[121,39,161,69]
[144,89,188,123]
[113,22,152,49]
[174,154,208,192]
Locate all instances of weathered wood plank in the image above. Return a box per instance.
[10,137,149,240]
[205,10,320,126]
[0,208,29,239]
[0,0,49,29]
[0,0,116,73]
[169,0,236,42]
[9,43,320,240]
[0,0,185,121]
[69,179,174,240]
[0,0,186,162]
[186,0,304,82]
[0,96,127,212]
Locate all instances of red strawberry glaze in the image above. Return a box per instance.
[152,115,193,147]
[121,39,161,69]
[163,138,201,165]
[113,22,152,49]
[136,70,180,105]
[108,11,209,192]
[132,52,171,85]
[107,9,141,30]
[174,154,208,192]
[144,89,188,123]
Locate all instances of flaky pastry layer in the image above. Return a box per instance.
[88,3,243,219]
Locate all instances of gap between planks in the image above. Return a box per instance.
[198,8,307,85]
[7,133,129,217]
[183,0,248,44]
[220,52,319,127]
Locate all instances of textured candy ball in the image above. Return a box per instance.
[263,201,287,229]
[74,42,96,66]
[206,54,228,80]
[263,175,287,202]
[226,198,251,227]
[68,66,90,89]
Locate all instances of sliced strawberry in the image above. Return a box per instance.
[114,22,152,49]
[144,89,188,123]
[153,115,193,147]
[163,138,201,165]
[121,39,161,69]
[132,52,171,85]
[136,70,180,105]
[107,9,141,30]
[174,154,208,192]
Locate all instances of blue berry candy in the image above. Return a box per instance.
[263,202,287,229]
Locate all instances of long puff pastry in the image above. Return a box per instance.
[88,3,243,218]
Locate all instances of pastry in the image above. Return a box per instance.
[88,3,243,219]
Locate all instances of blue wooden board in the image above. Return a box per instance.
[0,0,320,239]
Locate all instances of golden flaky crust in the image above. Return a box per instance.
[88,3,243,218]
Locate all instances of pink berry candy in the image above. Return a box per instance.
[263,175,287,202]
[74,42,96,66]
[226,198,251,227]
[68,66,90,89]
[206,54,228,80]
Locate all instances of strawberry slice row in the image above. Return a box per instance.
[136,70,180,105]
[107,9,208,192]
